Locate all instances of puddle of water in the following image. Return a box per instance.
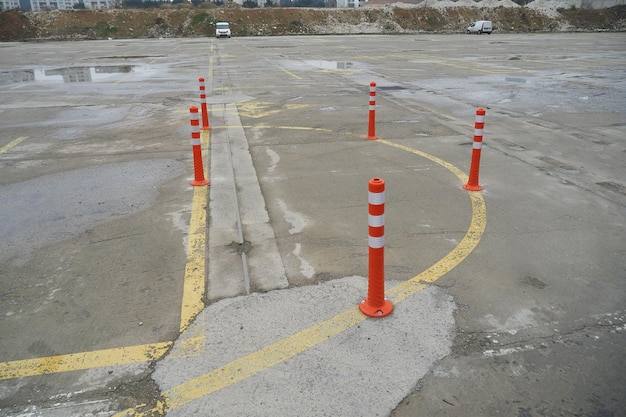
[0,65,149,85]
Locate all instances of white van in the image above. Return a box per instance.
[467,20,492,35]
[216,22,231,39]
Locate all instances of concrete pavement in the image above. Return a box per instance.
[0,33,624,416]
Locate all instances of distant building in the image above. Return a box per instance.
[1,0,114,10]
[336,0,366,6]
[1,0,21,9]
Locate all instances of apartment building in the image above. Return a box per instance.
[1,0,114,11]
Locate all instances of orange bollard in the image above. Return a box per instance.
[365,82,378,140]
[189,106,210,187]
[199,77,211,131]
[360,178,393,318]
[463,108,486,191]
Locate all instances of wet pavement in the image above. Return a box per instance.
[0,33,625,416]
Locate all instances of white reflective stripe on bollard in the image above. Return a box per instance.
[368,191,385,205]
[368,235,384,249]
[368,214,385,227]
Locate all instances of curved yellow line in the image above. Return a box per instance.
[377,139,487,302]
[113,140,487,417]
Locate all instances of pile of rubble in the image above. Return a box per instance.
[1,2,625,42]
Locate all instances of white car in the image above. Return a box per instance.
[467,20,492,35]
[216,22,231,39]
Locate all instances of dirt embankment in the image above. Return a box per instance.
[0,4,625,41]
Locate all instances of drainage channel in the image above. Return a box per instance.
[206,41,289,301]
[212,45,251,296]
[222,109,252,296]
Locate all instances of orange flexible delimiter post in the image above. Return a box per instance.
[360,178,393,318]
[189,106,210,187]
[365,82,378,140]
[463,108,486,191]
[199,77,211,131]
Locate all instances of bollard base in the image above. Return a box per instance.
[201,126,211,131]
[462,183,483,191]
[365,135,378,140]
[191,179,211,186]
[359,298,393,318]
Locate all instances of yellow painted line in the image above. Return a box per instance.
[377,139,486,302]
[262,56,302,80]
[236,102,317,119]
[178,310,363,410]
[179,128,210,334]
[317,69,359,75]
[213,125,332,132]
[113,140,487,417]
[179,35,215,334]
[179,183,208,333]
[112,308,365,417]
[400,53,521,74]
[417,59,517,74]
[0,342,172,380]
[378,139,468,185]
[0,136,28,154]
[231,39,300,79]
[179,47,214,334]
[435,61,518,74]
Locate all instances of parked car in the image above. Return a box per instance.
[467,20,492,35]
[216,22,231,39]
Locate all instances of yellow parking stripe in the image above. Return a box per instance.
[0,136,28,155]
[0,342,172,380]
[262,56,302,80]
[179,183,208,333]
[179,128,209,333]
[166,307,364,410]
[179,53,213,334]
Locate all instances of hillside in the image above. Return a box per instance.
[1,2,625,41]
